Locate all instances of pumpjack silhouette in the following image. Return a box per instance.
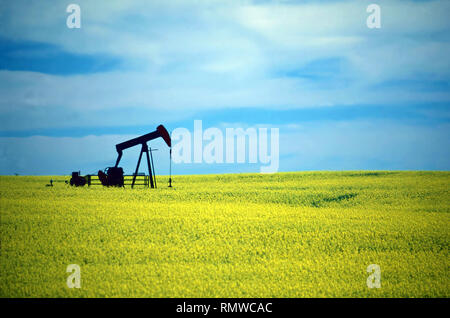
[69,124,172,188]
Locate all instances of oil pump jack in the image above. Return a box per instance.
[97,124,172,188]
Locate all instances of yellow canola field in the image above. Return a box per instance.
[0,171,448,297]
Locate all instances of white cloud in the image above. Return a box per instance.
[1,68,448,119]
[1,119,448,175]
[279,120,450,170]
[0,0,449,131]
[0,133,172,175]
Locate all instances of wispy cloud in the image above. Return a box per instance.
[0,0,449,173]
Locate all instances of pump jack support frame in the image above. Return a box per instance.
[131,143,156,189]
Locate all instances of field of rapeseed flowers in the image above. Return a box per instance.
[0,171,448,297]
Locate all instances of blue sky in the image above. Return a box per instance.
[0,0,449,175]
